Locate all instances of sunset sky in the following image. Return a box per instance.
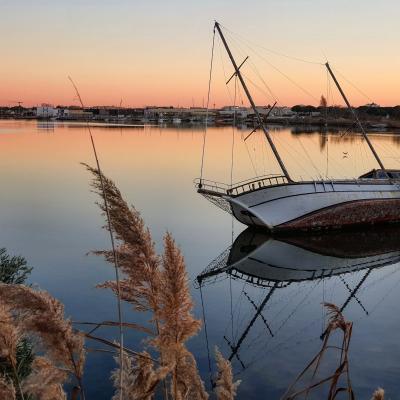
[1,0,399,108]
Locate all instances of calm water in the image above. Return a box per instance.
[1,119,400,399]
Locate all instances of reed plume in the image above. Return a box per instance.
[85,165,209,399]
[324,302,349,332]
[155,233,206,399]
[214,347,240,400]
[0,284,85,395]
[0,304,24,400]
[371,388,384,400]
[0,304,20,370]
[83,163,162,317]
[22,357,67,400]
[158,233,201,346]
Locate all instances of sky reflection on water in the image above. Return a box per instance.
[0,120,399,399]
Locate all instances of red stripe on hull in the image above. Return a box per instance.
[277,198,400,231]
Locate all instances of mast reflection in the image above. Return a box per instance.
[196,226,400,375]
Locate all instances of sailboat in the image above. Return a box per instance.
[196,22,400,232]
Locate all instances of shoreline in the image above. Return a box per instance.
[1,116,400,133]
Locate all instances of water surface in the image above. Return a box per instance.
[1,120,399,399]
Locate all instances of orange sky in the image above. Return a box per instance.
[1,1,399,108]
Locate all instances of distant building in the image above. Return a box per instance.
[218,106,248,119]
[58,108,93,120]
[36,104,58,118]
[364,102,380,108]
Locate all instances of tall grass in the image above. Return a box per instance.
[0,166,238,399]
[0,167,386,399]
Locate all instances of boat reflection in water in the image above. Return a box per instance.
[198,227,400,287]
[196,227,400,395]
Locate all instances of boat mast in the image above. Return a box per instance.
[325,62,387,174]
[214,22,291,181]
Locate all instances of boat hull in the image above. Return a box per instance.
[227,181,400,231]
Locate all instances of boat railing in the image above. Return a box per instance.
[229,175,289,195]
[195,174,289,196]
[194,179,231,195]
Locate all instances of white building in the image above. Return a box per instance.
[36,104,59,118]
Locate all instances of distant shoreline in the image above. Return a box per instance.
[1,116,400,133]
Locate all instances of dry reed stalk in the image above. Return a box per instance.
[0,283,85,397]
[22,357,67,400]
[0,375,16,400]
[69,76,125,400]
[371,388,384,400]
[281,303,354,400]
[112,350,170,400]
[214,347,240,400]
[85,166,210,399]
[0,303,25,399]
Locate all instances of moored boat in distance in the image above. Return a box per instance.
[196,22,400,232]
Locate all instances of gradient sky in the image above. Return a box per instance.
[1,0,399,107]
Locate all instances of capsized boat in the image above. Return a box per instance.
[196,226,400,287]
[196,22,400,232]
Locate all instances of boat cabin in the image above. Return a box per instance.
[359,169,400,179]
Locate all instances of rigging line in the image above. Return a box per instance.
[230,73,236,346]
[224,29,320,102]
[331,65,374,103]
[200,27,216,182]
[233,282,250,343]
[273,134,312,177]
[230,77,237,186]
[325,68,330,178]
[225,32,279,104]
[221,23,324,65]
[241,72,276,104]
[297,135,323,179]
[199,283,213,388]
[224,32,279,104]
[321,277,326,335]
[217,37,234,103]
[247,59,279,104]
[244,139,258,176]
[68,76,122,400]
[229,275,234,344]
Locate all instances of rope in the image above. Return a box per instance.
[225,29,321,102]
[199,283,213,388]
[221,23,323,65]
[230,77,237,186]
[200,27,216,183]
[332,65,374,103]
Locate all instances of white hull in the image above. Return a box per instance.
[225,180,400,231]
